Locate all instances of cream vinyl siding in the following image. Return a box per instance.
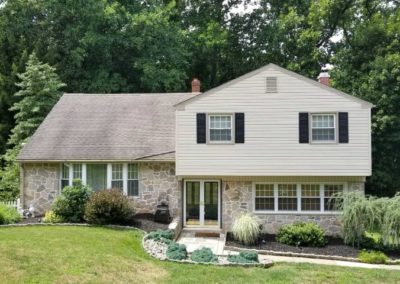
[176,66,372,176]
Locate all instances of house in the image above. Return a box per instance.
[17,64,372,236]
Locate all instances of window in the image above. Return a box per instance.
[61,164,70,189]
[278,184,297,211]
[111,164,123,191]
[73,163,82,180]
[301,184,320,211]
[254,183,345,213]
[324,184,343,211]
[311,114,336,142]
[86,164,107,192]
[209,115,232,142]
[128,164,139,196]
[255,184,274,211]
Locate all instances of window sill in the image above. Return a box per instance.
[253,211,341,216]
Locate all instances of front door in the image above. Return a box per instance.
[184,180,220,227]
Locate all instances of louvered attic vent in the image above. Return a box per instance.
[266,76,278,93]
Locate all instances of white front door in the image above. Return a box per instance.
[184,180,220,227]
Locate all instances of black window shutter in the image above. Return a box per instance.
[299,112,309,143]
[196,113,206,143]
[338,112,349,143]
[235,113,245,143]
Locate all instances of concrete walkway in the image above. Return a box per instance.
[254,253,400,270]
[177,231,225,255]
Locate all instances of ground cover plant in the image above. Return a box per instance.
[43,210,64,223]
[276,222,326,247]
[228,251,259,264]
[232,213,261,245]
[0,204,20,224]
[358,250,389,264]
[191,247,218,263]
[147,229,174,242]
[166,242,187,260]
[1,226,400,283]
[84,189,135,225]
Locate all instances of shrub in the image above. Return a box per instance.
[0,204,21,224]
[232,213,261,245]
[228,251,259,264]
[276,222,326,247]
[381,194,400,248]
[358,250,389,264]
[166,242,187,260]
[147,230,174,242]
[52,179,90,222]
[84,189,135,225]
[43,210,64,223]
[191,247,218,263]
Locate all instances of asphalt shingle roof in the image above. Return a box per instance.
[17,93,194,161]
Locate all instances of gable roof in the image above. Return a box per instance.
[17,93,194,162]
[175,63,373,108]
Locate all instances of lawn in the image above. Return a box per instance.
[0,226,399,284]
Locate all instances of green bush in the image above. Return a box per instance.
[276,222,326,247]
[166,242,187,260]
[147,230,174,242]
[0,204,21,224]
[358,250,389,264]
[190,247,218,263]
[43,210,64,223]
[84,189,135,225]
[232,213,261,245]
[52,179,91,222]
[228,251,259,264]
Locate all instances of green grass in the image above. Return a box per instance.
[0,226,399,284]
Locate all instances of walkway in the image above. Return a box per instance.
[177,231,225,255]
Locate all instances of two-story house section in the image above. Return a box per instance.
[175,64,372,235]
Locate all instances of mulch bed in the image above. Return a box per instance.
[132,214,170,232]
[226,233,400,260]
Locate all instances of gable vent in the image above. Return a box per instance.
[266,76,278,93]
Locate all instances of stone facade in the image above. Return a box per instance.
[22,163,60,215]
[134,162,180,216]
[222,181,349,237]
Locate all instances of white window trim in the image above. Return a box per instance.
[207,113,234,144]
[127,163,139,198]
[310,113,337,144]
[252,182,346,215]
[60,162,139,197]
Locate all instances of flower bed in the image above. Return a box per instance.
[225,233,400,263]
[142,234,273,268]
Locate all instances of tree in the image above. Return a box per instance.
[0,53,65,200]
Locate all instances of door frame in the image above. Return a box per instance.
[183,180,221,228]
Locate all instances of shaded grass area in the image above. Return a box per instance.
[0,226,399,284]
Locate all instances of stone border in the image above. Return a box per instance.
[142,234,273,268]
[225,245,400,265]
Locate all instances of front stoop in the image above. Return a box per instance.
[177,228,226,255]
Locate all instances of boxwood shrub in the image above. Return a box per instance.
[276,222,326,247]
[191,247,218,263]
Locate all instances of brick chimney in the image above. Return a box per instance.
[191,78,201,93]
[318,71,330,86]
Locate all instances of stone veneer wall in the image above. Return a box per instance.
[22,162,180,217]
[133,162,181,217]
[222,181,365,237]
[22,163,60,215]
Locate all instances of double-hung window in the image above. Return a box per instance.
[128,164,139,197]
[209,115,233,143]
[73,164,82,180]
[324,184,343,211]
[111,164,123,191]
[255,184,274,211]
[61,164,70,189]
[278,184,297,211]
[301,184,320,211]
[311,114,336,142]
